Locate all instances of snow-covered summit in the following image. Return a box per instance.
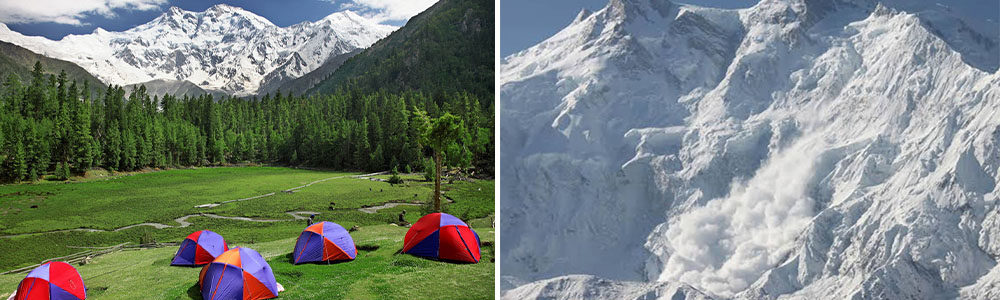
[501,0,1000,298]
[0,5,397,96]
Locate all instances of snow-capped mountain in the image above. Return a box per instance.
[0,4,396,96]
[500,0,1000,298]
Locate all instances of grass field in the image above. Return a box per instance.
[0,167,348,232]
[0,167,494,299]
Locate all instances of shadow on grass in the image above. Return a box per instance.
[394,252,478,265]
[394,244,493,265]
[356,244,380,252]
[186,283,200,300]
[283,252,357,265]
[168,264,206,268]
[87,287,108,297]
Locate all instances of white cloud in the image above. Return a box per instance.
[0,0,167,26]
[337,0,439,23]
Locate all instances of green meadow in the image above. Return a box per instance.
[0,166,494,299]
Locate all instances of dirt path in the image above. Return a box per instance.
[194,172,386,208]
[0,211,324,239]
[354,172,411,182]
[357,194,458,214]
[358,203,421,214]
[2,171,386,239]
[286,211,321,220]
[0,228,103,239]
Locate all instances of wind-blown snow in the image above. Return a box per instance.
[501,0,1000,299]
[0,4,396,96]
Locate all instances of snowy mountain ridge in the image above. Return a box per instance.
[500,0,1000,298]
[0,4,397,96]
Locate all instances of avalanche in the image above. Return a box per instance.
[0,4,396,96]
[500,0,1000,299]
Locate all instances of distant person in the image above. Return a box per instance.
[307,214,315,226]
[399,210,407,223]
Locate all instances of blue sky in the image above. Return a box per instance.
[0,0,437,40]
[501,0,999,57]
[501,0,760,56]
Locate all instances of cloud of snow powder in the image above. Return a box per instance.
[657,134,827,297]
[0,0,167,25]
[337,0,439,23]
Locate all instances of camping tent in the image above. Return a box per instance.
[199,247,278,300]
[292,221,357,264]
[402,212,481,263]
[14,261,86,300]
[172,230,229,266]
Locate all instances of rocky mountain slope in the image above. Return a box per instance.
[124,79,227,98]
[500,0,1000,299]
[263,49,361,97]
[0,40,104,91]
[0,4,396,96]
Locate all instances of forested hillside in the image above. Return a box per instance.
[0,0,494,184]
[0,41,104,90]
[0,63,493,183]
[307,0,493,99]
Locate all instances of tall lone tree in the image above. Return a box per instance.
[419,112,464,212]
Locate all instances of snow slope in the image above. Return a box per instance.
[503,274,713,300]
[0,4,396,96]
[500,0,1000,298]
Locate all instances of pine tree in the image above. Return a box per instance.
[353,118,371,170]
[25,121,52,181]
[151,119,166,168]
[3,74,23,114]
[26,61,45,118]
[68,81,94,174]
[54,162,70,180]
[423,157,434,182]
[53,76,72,174]
[370,144,385,171]
[7,139,28,182]
[121,126,137,170]
[105,124,121,171]
[206,99,226,164]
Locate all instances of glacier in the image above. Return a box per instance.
[0,4,396,97]
[499,0,1000,299]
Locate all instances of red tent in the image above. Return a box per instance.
[402,213,481,263]
[15,261,86,300]
[292,221,357,264]
[172,230,229,266]
[199,247,279,300]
